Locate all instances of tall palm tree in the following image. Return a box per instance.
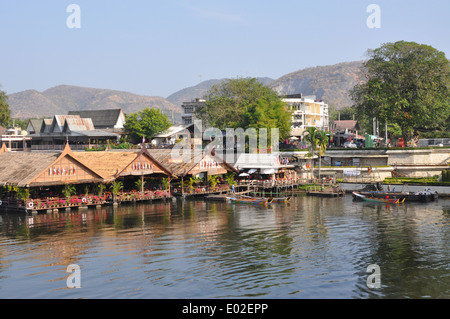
[303,127,319,180]
[316,131,329,179]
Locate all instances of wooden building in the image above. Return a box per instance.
[0,143,104,212]
[0,143,102,188]
[147,148,238,196]
[29,115,120,150]
[74,147,175,202]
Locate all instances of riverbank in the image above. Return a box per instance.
[339,182,450,197]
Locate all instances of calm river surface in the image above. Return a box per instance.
[0,195,449,299]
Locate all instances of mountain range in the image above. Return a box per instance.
[7,60,364,123]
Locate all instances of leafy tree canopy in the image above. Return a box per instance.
[123,107,171,143]
[0,86,11,127]
[350,41,450,141]
[195,77,292,141]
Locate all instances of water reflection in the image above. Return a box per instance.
[0,197,449,298]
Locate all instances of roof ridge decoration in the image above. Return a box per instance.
[181,146,238,177]
[26,142,105,185]
[115,145,176,178]
[0,143,8,154]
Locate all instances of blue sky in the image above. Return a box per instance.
[1,0,449,97]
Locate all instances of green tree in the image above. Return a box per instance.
[316,130,329,179]
[350,41,450,141]
[224,173,236,187]
[208,175,219,190]
[0,86,11,127]
[302,127,329,179]
[62,184,76,199]
[135,179,146,192]
[195,77,292,143]
[303,127,319,179]
[123,107,171,143]
[161,177,170,191]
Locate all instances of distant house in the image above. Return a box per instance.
[281,94,330,137]
[181,99,205,126]
[330,120,362,146]
[151,124,194,147]
[30,115,120,150]
[330,120,360,135]
[68,109,125,131]
[0,125,32,152]
[26,119,44,135]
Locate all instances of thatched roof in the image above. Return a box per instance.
[0,152,59,187]
[0,143,103,187]
[147,147,238,178]
[74,151,137,181]
[74,147,174,181]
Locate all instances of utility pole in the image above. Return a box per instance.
[373,117,377,136]
[385,120,388,147]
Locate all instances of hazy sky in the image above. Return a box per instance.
[1,0,449,97]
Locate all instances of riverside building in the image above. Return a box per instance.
[281,94,330,137]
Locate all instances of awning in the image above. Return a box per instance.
[248,169,257,174]
[262,168,276,174]
[239,172,249,177]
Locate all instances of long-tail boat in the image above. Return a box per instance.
[227,196,272,205]
[267,196,292,203]
[352,192,405,204]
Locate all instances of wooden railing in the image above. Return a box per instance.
[25,194,109,210]
[3,190,172,211]
[115,190,171,202]
[172,184,230,195]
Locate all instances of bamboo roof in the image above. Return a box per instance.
[74,151,137,181]
[0,152,59,187]
[147,147,238,178]
[0,143,103,187]
[74,147,174,181]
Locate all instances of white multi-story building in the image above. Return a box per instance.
[281,94,329,137]
[181,98,206,126]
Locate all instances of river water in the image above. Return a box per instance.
[0,195,449,299]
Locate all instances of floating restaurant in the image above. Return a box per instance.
[0,143,105,212]
[148,148,238,196]
[0,142,238,213]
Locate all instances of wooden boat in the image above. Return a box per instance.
[227,196,272,205]
[358,184,438,202]
[240,194,290,203]
[352,192,405,204]
[267,196,292,203]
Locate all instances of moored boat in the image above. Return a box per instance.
[353,189,437,202]
[267,196,292,203]
[227,196,272,205]
[352,192,405,204]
